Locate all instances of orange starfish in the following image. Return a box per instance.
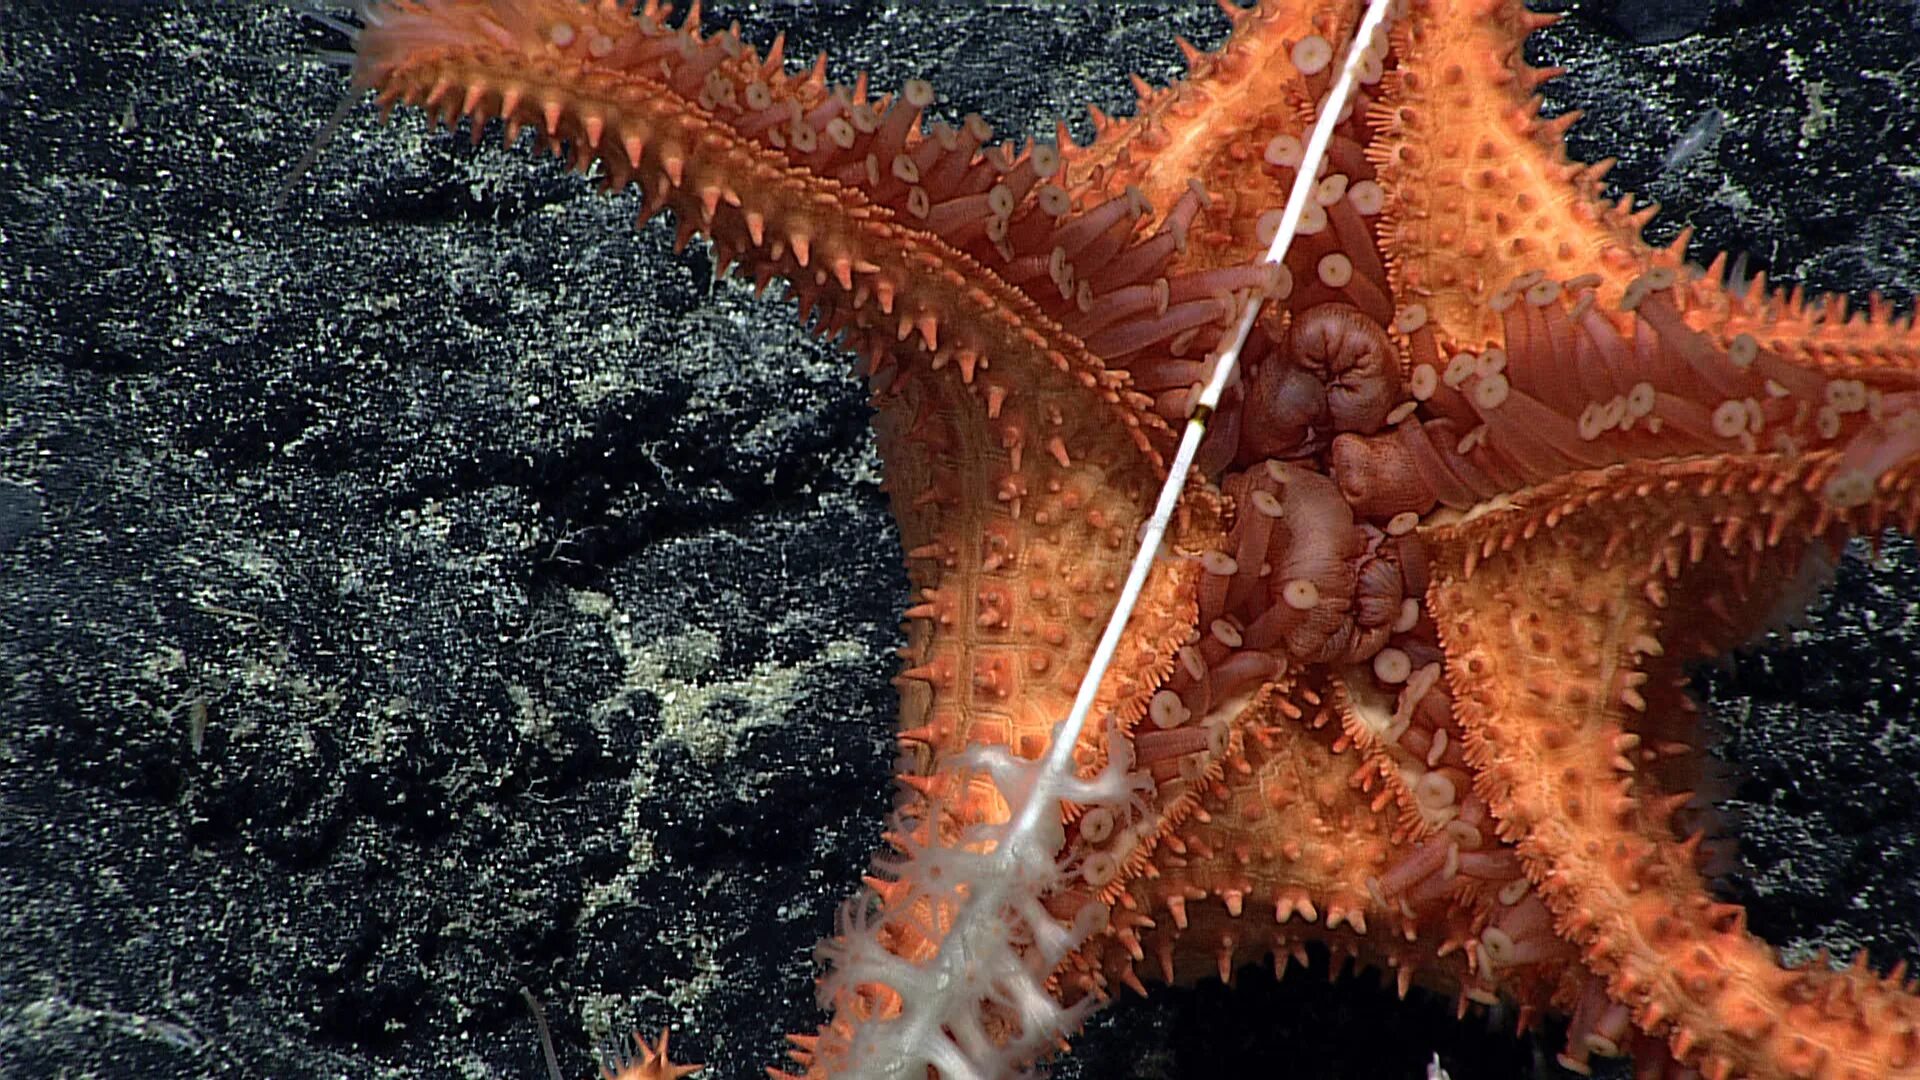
[314,0,1920,1076]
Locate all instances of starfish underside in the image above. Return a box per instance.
[332,0,1920,1076]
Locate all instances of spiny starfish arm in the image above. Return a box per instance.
[342,0,1205,465]
[1063,672,1506,996]
[602,1027,703,1080]
[1061,0,1328,248]
[1686,250,1920,373]
[1330,262,1920,524]
[1376,1,1663,334]
[1427,453,1920,1080]
[1054,666,1599,1061]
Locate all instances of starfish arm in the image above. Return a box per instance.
[1378,0,1647,340]
[1060,670,1573,1013]
[1062,1,1321,254]
[346,1,1185,462]
[603,1027,703,1080]
[1426,451,1920,1079]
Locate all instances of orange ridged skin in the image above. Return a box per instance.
[330,0,1920,1076]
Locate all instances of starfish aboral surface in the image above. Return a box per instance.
[322,0,1920,1075]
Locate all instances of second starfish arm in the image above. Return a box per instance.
[1428,451,1920,1077]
